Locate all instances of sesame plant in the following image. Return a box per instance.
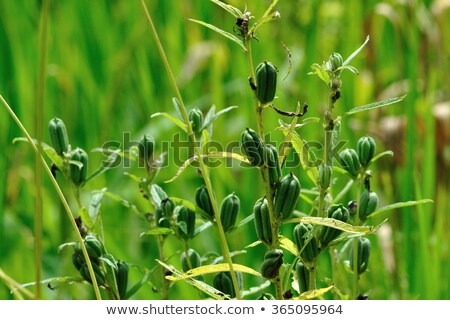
[0,0,433,300]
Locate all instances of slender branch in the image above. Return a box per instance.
[140,0,241,299]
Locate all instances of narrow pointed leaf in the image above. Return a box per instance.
[293,285,334,300]
[150,184,168,205]
[368,199,433,219]
[343,35,370,66]
[189,19,246,51]
[140,228,175,236]
[284,216,377,234]
[279,235,298,256]
[151,112,187,132]
[166,263,261,281]
[210,0,242,18]
[369,150,394,165]
[344,95,407,116]
[202,106,237,131]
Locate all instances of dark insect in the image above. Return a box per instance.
[234,11,252,38]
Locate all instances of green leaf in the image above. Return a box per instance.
[140,228,175,236]
[245,240,262,248]
[124,269,153,300]
[279,235,298,256]
[369,150,394,165]
[209,0,242,18]
[18,276,86,290]
[57,241,77,253]
[249,0,280,35]
[202,105,237,132]
[284,216,377,235]
[172,97,183,119]
[344,95,407,116]
[157,260,227,300]
[13,137,64,169]
[84,153,119,184]
[235,213,254,229]
[189,19,246,51]
[293,285,334,300]
[166,263,261,281]
[194,221,213,237]
[151,112,187,132]
[342,35,370,66]
[241,280,272,298]
[150,184,168,205]
[88,188,105,227]
[123,172,142,183]
[101,256,119,299]
[210,250,247,265]
[368,199,433,219]
[79,206,94,230]
[308,63,331,85]
[102,191,143,218]
[171,197,197,212]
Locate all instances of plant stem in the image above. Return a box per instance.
[245,38,283,299]
[156,235,169,299]
[0,95,102,300]
[352,180,363,299]
[308,262,317,291]
[140,0,241,299]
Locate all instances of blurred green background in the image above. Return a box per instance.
[0,0,449,299]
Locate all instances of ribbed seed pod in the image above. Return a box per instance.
[338,148,360,179]
[116,260,129,299]
[176,206,196,241]
[253,197,272,244]
[359,190,378,220]
[274,172,301,219]
[80,262,106,286]
[255,61,277,105]
[265,144,282,187]
[260,249,284,280]
[70,148,88,186]
[319,204,349,246]
[213,272,235,298]
[161,198,176,218]
[293,223,319,262]
[72,250,85,271]
[195,185,215,220]
[181,248,202,272]
[155,205,171,229]
[48,117,69,156]
[295,261,309,294]
[219,193,240,233]
[138,134,154,167]
[318,163,332,189]
[349,237,371,275]
[84,234,104,260]
[188,108,204,138]
[357,136,376,167]
[328,52,344,72]
[240,128,266,167]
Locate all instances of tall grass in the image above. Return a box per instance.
[0,0,448,299]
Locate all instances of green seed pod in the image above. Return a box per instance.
[357,136,376,167]
[319,204,349,246]
[257,292,275,300]
[328,52,343,71]
[213,272,242,299]
[255,61,277,105]
[253,197,272,244]
[265,144,282,187]
[79,262,106,286]
[48,117,69,156]
[161,198,175,219]
[72,251,85,271]
[359,190,378,220]
[318,164,332,189]
[116,260,129,300]
[195,185,215,220]
[260,249,284,280]
[295,261,309,294]
[349,237,371,275]
[240,127,266,167]
[155,206,171,229]
[274,172,301,219]
[181,248,202,272]
[188,108,204,138]
[219,193,240,233]
[176,206,196,241]
[137,134,154,166]
[338,148,360,179]
[293,223,319,262]
[70,148,88,186]
[84,234,104,260]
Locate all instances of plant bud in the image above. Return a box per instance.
[295,260,309,294]
[359,190,378,220]
[188,108,204,138]
[265,144,282,187]
[72,250,85,271]
[319,204,349,246]
[70,148,88,186]
[155,206,171,229]
[329,52,343,71]
[253,197,272,244]
[116,260,128,300]
[137,134,154,166]
[240,128,266,167]
[181,248,202,272]
[48,117,69,155]
[338,148,360,179]
[219,193,240,233]
[161,198,175,218]
[349,237,371,275]
[357,136,376,167]
[293,223,319,262]
[260,249,284,280]
[195,185,215,220]
[84,234,104,259]
[176,206,196,241]
[318,163,332,189]
[255,61,277,104]
[274,172,301,219]
[79,262,106,286]
[213,272,241,299]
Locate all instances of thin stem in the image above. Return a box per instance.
[352,179,363,299]
[308,262,316,291]
[0,95,102,300]
[156,235,169,299]
[245,38,283,299]
[140,0,240,299]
